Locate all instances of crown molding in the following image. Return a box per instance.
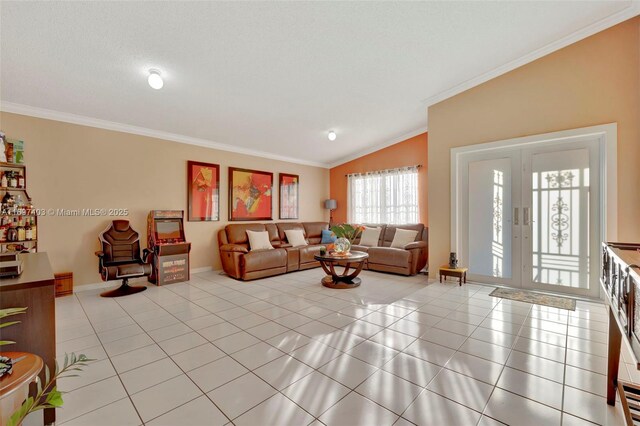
[326,125,428,169]
[421,2,640,108]
[0,101,329,168]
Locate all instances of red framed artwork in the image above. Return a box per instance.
[187,161,220,221]
[279,173,299,219]
[229,167,273,221]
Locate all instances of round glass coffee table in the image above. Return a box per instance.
[314,251,369,289]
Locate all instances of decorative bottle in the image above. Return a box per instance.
[7,219,17,242]
[30,217,36,240]
[17,217,25,241]
[25,219,32,241]
[1,172,7,188]
[8,172,16,188]
[17,172,24,188]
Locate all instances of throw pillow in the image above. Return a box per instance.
[285,229,308,247]
[246,230,273,251]
[321,229,337,244]
[359,226,382,247]
[390,228,419,248]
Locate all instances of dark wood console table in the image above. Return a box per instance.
[0,253,56,424]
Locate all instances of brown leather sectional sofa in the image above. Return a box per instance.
[217,221,428,281]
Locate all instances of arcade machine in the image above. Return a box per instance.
[147,210,191,285]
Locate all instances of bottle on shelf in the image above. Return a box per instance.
[25,218,32,241]
[7,218,18,242]
[0,221,6,242]
[17,217,25,241]
[17,172,24,188]
[8,171,17,188]
[1,172,7,188]
[30,216,36,240]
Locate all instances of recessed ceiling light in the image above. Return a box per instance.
[328,131,337,141]
[147,69,163,90]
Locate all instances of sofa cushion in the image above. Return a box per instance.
[226,223,267,245]
[381,224,424,247]
[321,229,336,244]
[303,222,329,244]
[368,247,411,267]
[390,229,419,248]
[359,227,382,247]
[300,245,322,264]
[277,223,305,241]
[241,248,287,272]
[350,245,370,253]
[265,223,280,243]
[285,229,308,247]
[355,224,387,246]
[247,230,274,251]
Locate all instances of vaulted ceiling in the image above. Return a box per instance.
[1,1,637,167]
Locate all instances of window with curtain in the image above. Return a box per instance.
[347,166,419,224]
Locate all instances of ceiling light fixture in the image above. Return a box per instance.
[328,131,337,141]
[147,69,163,90]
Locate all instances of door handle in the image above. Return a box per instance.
[514,208,519,225]
[524,207,530,226]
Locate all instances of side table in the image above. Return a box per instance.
[439,265,468,286]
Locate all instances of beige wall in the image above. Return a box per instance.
[427,17,640,270]
[0,112,330,286]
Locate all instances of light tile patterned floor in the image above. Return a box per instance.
[48,269,629,425]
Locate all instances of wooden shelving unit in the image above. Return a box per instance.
[0,160,37,253]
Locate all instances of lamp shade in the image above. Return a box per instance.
[324,199,337,210]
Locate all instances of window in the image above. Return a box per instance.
[347,166,419,224]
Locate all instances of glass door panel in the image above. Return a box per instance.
[468,158,513,279]
[461,151,520,287]
[522,143,599,297]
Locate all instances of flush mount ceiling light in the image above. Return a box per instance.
[147,69,163,90]
[328,130,337,141]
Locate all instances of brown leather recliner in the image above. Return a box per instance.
[95,220,152,297]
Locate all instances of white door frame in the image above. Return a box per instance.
[450,124,618,297]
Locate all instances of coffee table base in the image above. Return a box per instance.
[322,276,361,289]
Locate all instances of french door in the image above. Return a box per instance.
[458,138,601,298]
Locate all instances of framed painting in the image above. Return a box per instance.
[279,173,299,219]
[228,167,273,221]
[187,161,220,221]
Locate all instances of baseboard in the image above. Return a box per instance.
[191,266,214,273]
[74,267,220,293]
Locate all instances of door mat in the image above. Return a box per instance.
[489,287,576,311]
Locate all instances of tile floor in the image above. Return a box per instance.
[43,269,632,425]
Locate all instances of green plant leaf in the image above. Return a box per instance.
[7,395,34,426]
[45,364,50,384]
[0,340,16,346]
[0,307,27,318]
[0,320,22,329]
[45,387,64,407]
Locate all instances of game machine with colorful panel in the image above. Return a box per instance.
[147,210,191,285]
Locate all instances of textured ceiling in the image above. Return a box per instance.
[0,1,636,166]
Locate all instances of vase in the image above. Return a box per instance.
[334,237,351,255]
[449,252,458,268]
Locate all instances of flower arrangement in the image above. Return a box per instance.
[330,224,365,244]
[329,224,364,255]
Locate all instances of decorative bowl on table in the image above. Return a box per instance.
[333,237,351,255]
